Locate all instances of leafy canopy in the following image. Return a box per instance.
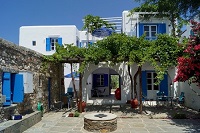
[82,15,115,33]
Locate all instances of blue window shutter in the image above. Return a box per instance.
[58,38,62,46]
[139,23,144,37]
[160,74,168,96]
[142,71,147,97]
[79,42,82,48]
[158,23,166,34]
[93,74,97,87]
[46,38,51,51]
[12,74,24,103]
[2,72,11,106]
[104,74,108,87]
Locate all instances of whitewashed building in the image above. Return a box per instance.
[19,11,184,107]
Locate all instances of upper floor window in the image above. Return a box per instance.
[144,25,157,40]
[46,37,62,51]
[139,23,166,40]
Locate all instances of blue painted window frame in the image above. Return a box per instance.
[12,74,24,103]
[2,72,11,106]
[2,72,24,106]
[46,37,62,51]
[139,23,166,40]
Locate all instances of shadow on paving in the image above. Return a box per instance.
[84,103,200,119]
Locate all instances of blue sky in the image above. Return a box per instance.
[0,0,140,44]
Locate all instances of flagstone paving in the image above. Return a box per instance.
[23,104,200,133]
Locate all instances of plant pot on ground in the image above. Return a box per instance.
[131,98,139,108]
[78,101,86,112]
[68,112,74,117]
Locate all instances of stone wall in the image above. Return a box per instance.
[0,38,64,121]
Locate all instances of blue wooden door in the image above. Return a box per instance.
[142,71,147,97]
[160,74,168,96]
[142,71,168,100]
[12,74,24,103]
[2,72,11,106]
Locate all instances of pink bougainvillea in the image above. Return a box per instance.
[174,20,200,86]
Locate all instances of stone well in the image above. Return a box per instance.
[84,113,117,132]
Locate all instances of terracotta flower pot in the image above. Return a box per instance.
[115,88,121,100]
[131,98,138,108]
[78,101,86,112]
[68,113,74,117]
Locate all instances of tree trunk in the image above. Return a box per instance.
[70,62,78,106]
[170,14,176,37]
[79,61,83,113]
[128,64,134,99]
[133,67,140,98]
[138,66,143,114]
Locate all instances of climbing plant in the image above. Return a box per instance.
[43,13,184,113]
[174,20,200,87]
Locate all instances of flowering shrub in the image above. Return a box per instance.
[174,20,200,85]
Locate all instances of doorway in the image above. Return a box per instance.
[146,72,159,100]
[110,75,120,94]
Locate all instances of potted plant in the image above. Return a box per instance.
[68,112,74,117]
[131,98,138,108]
[78,101,86,112]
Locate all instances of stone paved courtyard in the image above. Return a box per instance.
[23,104,200,133]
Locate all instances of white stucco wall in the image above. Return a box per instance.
[178,82,200,111]
[19,25,80,94]
[122,11,171,36]
[19,25,78,55]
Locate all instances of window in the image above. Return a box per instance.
[32,41,36,46]
[146,72,159,90]
[46,37,62,51]
[144,25,157,40]
[76,37,79,47]
[2,72,24,106]
[96,74,104,86]
[50,38,58,51]
[139,23,166,39]
[79,40,94,48]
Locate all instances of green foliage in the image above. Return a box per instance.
[43,33,182,85]
[148,34,185,82]
[74,111,80,117]
[82,14,115,33]
[111,75,119,89]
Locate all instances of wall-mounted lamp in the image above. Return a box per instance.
[86,82,91,85]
